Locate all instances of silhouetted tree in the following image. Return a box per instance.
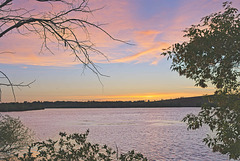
[163,1,240,159]
[0,0,124,101]
[0,114,33,159]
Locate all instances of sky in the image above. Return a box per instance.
[0,0,239,102]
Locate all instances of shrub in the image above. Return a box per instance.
[0,114,33,160]
[17,130,148,161]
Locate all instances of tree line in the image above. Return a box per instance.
[0,96,211,112]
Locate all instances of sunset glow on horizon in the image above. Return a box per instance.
[1,0,239,102]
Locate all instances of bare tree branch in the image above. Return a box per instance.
[0,0,128,73]
[0,71,35,102]
[0,0,12,9]
[0,71,16,102]
[0,0,128,102]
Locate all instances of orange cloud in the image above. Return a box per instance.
[138,30,161,36]
[114,42,169,64]
[134,30,162,48]
[24,91,213,102]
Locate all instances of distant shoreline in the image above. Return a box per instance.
[0,95,211,112]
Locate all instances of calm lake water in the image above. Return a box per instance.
[4,107,231,160]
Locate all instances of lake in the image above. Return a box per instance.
[4,107,230,160]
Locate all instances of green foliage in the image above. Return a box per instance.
[119,150,148,161]
[163,1,240,159]
[183,93,240,159]
[17,130,148,161]
[163,1,240,92]
[0,114,33,159]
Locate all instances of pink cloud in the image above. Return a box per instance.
[161,0,240,43]
[2,0,239,67]
[1,1,172,66]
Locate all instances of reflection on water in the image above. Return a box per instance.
[4,107,230,160]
